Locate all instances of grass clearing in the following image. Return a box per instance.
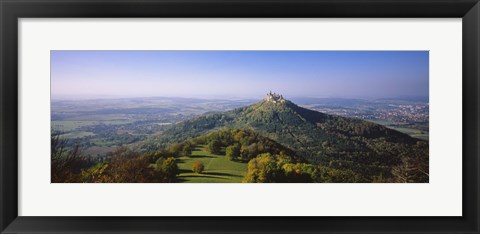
[389,127,429,141]
[389,127,423,135]
[52,121,100,131]
[367,119,428,141]
[176,145,248,183]
[52,120,134,132]
[411,134,429,141]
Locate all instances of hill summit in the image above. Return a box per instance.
[265,91,286,104]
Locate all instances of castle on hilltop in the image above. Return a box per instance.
[265,91,286,103]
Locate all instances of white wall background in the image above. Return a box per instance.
[18,18,462,216]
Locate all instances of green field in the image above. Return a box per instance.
[367,119,429,141]
[176,145,248,183]
[389,127,429,141]
[389,127,422,135]
[61,131,95,139]
[52,121,100,131]
[410,134,429,141]
[52,120,133,131]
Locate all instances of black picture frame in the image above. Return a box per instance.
[1,0,479,233]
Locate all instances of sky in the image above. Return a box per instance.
[51,51,429,100]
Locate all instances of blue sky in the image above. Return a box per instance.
[51,51,428,100]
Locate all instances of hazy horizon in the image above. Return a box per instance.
[50,94,430,103]
[51,51,429,100]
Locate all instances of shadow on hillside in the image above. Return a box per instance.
[175,174,229,183]
[206,172,242,178]
[175,169,242,182]
[192,145,225,155]
[178,169,239,177]
[193,146,206,151]
[188,155,215,159]
[175,158,186,164]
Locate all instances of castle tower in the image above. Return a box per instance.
[265,91,285,103]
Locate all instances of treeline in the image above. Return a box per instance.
[243,153,362,183]
[171,128,302,163]
[141,114,233,151]
[243,148,428,183]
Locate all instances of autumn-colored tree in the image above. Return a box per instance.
[80,163,110,183]
[282,163,314,183]
[243,153,282,183]
[192,160,205,173]
[233,129,245,142]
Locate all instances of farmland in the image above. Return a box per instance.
[51,97,256,156]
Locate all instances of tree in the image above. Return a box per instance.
[51,133,91,183]
[241,143,258,161]
[80,162,109,182]
[167,143,183,157]
[225,143,240,161]
[159,157,179,180]
[105,147,157,183]
[233,129,245,142]
[192,161,205,173]
[144,150,168,163]
[84,147,174,183]
[181,143,193,157]
[243,153,282,183]
[161,157,179,178]
[282,163,314,183]
[207,140,222,154]
[392,155,428,183]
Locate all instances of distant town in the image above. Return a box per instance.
[297,97,429,140]
[303,101,428,123]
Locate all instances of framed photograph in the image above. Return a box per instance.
[1,0,479,233]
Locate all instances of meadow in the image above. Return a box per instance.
[176,145,248,183]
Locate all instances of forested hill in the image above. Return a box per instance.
[142,93,428,182]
